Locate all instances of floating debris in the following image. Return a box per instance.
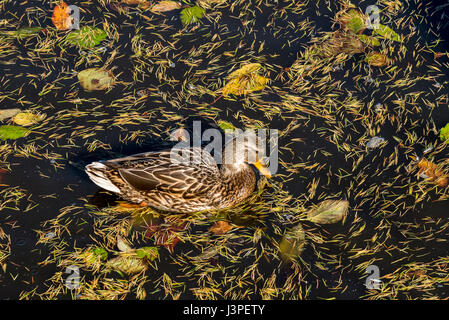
[416,158,449,187]
[0,109,21,121]
[366,136,386,149]
[209,221,233,235]
[365,52,389,67]
[77,68,114,91]
[222,63,269,96]
[180,6,205,25]
[65,26,108,49]
[151,1,182,13]
[307,200,349,224]
[0,0,448,301]
[0,125,29,140]
[12,112,44,127]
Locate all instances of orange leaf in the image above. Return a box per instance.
[51,1,72,30]
[417,158,449,187]
[434,52,445,59]
[209,221,232,235]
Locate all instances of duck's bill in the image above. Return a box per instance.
[254,160,272,178]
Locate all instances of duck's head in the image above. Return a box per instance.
[222,130,272,178]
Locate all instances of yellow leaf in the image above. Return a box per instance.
[222,63,269,96]
[12,112,45,126]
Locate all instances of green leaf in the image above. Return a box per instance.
[279,224,305,261]
[135,247,159,261]
[65,26,107,49]
[357,34,381,47]
[180,6,205,25]
[0,27,43,40]
[338,9,366,34]
[440,123,449,142]
[93,247,108,260]
[0,125,29,140]
[217,120,236,132]
[373,24,401,42]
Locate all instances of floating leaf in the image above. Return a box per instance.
[324,31,365,56]
[434,52,445,59]
[416,158,448,187]
[338,9,366,34]
[279,224,305,261]
[0,125,29,140]
[222,63,269,96]
[12,112,44,126]
[180,6,205,25]
[116,235,133,252]
[92,247,108,260]
[151,1,181,12]
[121,0,150,8]
[217,120,236,132]
[439,123,449,142]
[357,34,381,47]
[365,52,389,66]
[106,255,147,274]
[65,26,107,49]
[209,221,233,235]
[0,27,43,39]
[77,68,114,91]
[0,109,21,121]
[307,200,349,224]
[144,219,186,252]
[373,24,401,42]
[135,247,159,261]
[79,246,108,268]
[52,1,73,30]
[106,237,157,274]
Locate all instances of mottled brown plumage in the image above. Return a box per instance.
[85,132,271,213]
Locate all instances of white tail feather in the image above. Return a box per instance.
[85,162,121,194]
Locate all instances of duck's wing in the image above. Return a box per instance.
[104,147,220,195]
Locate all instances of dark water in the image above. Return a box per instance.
[0,0,449,299]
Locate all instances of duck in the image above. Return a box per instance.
[85,131,272,213]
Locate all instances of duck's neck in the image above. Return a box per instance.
[220,163,250,177]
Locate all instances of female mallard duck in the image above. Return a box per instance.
[85,131,272,213]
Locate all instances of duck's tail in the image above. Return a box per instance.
[85,162,121,194]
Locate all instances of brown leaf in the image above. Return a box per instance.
[324,31,365,56]
[144,219,186,252]
[151,1,182,12]
[365,52,389,67]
